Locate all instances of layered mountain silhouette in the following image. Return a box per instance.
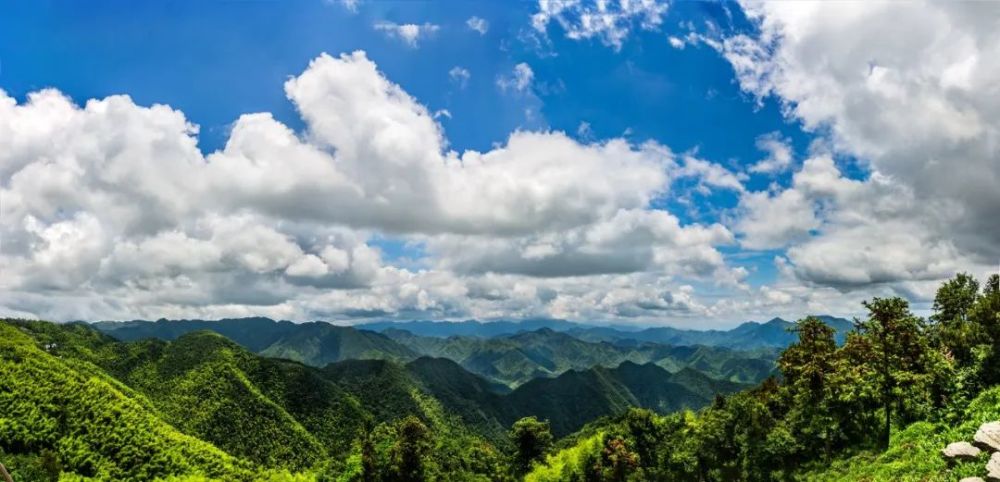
[94,315,851,389]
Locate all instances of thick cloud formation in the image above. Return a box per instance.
[726,1,1000,285]
[7,0,996,325]
[0,51,743,323]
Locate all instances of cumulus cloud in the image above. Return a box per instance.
[426,209,735,279]
[531,0,669,50]
[0,50,747,324]
[735,152,975,291]
[466,16,489,35]
[676,154,747,193]
[373,21,439,47]
[749,131,792,173]
[724,1,1000,265]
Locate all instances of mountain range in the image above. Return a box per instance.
[1,313,860,480]
[1,318,747,474]
[95,315,852,387]
[361,315,855,348]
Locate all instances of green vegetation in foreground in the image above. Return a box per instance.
[0,320,504,481]
[1,273,997,481]
[0,322,252,481]
[525,273,1000,481]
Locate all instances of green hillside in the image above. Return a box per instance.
[95,317,778,390]
[259,322,417,366]
[501,362,747,437]
[7,279,963,482]
[0,322,253,481]
[0,319,505,481]
[384,327,778,387]
[524,274,1000,481]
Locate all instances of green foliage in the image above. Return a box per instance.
[930,272,982,364]
[0,322,253,481]
[7,274,993,482]
[798,385,1000,481]
[510,417,554,476]
[524,432,605,482]
[529,283,986,482]
[855,297,948,448]
[1,320,508,482]
[390,416,432,482]
[385,327,781,388]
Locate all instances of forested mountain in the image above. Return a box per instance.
[0,321,255,481]
[1,318,746,480]
[359,319,589,338]
[93,317,781,388]
[340,356,748,439]
[94,318,417,364]
[1,319,510,481]
[500,363,746,437]
[5,275,996,481]
[361,316,855,350]
[525,274,1000,482]
[566,315,855,349]
[383,327,777,387]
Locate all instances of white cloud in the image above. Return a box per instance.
[448,66,470,88]
[466,16,489,35]
[725,1,1000,265]
[734,152,978,291]
[335,0,360,13]
[0,51,753,324]
[426,209,735,279]
[668,36,685,49]
[676,154,746,193]
[531,0,670,50]
[736,188,817,251]
[749,131,792,173]
[497,62,535,93]
[373,21,440,47]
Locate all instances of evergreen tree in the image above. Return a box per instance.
[854,297,934,449]
[778,317,840,460]
[973,274,1000,384]
[930,272,982,364]
[390,416,431,482]
[510,416,554,476]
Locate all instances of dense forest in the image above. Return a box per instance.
[1,273,998,481]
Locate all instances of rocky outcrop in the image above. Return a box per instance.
[940,422,1000,480]
[988,452,1000,481]
[976,422,1000,452]
[944,441,982,461]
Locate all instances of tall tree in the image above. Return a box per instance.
[778,317,840,459]
[972,274,1000,384]
[390,416,431,482]
[930,273,981,364]
[855,297,931,449]
[509,416,553,476]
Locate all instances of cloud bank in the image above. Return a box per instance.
[0,51,746,324]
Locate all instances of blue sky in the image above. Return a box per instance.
[2,1,798,275]
[2,1,994,325]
